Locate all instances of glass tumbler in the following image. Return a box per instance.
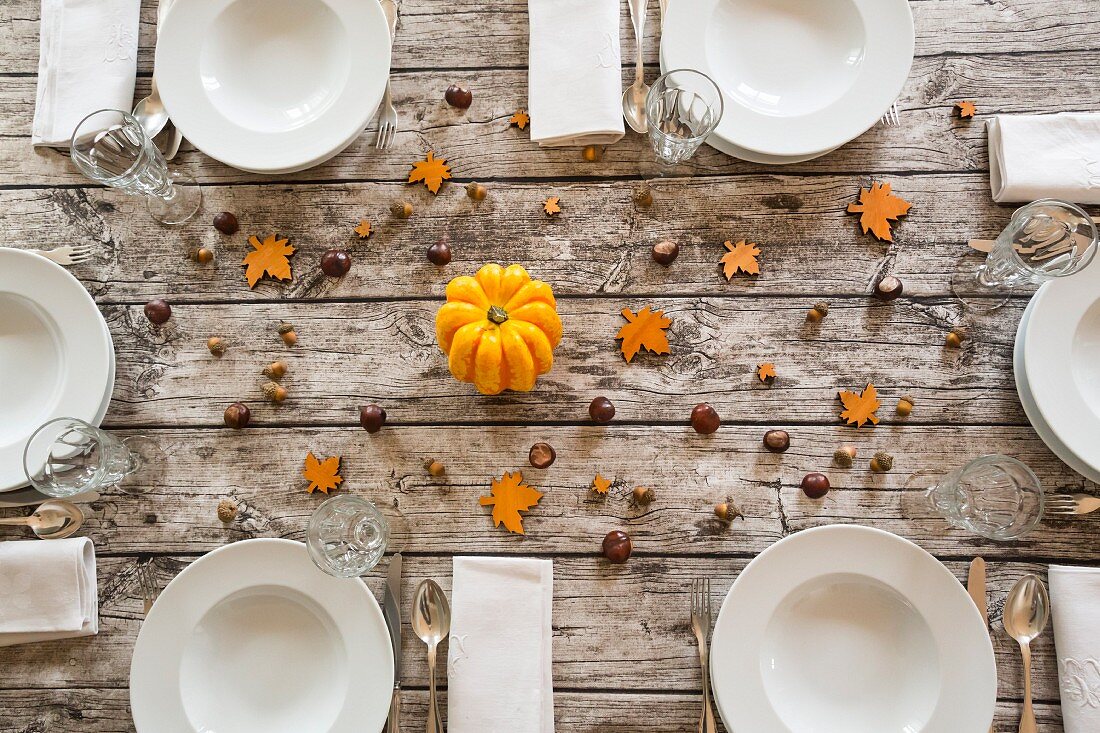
[908,455,1044,540]
[70,109,201,225]
[23,417,163,497]
[645,69,724,166]
[307,494,389,577]
[952,199,1099,311]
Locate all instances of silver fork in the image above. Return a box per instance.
[27,245,94,266]
[690,578,717,733]
[1045,493,1100,517]
[879,100,900,127]
[375,0,399,150]
[137,561,160,616]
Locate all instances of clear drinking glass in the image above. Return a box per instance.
[951,199,1099,311]
[70,109,201,225]
[307,494,389,577]
[645,69,724,166]
[23,417,163,497]
[908,455,1044,540]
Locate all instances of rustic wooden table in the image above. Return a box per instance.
[2,0,1097,730]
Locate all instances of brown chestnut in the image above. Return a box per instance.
[801,472,830,499]
[763,429,790,453]
[223,402,250,429]
[874,275,903,301]
[444,84,473,109]
[143,299,172,325]
[212,211,239,235]
[427,238,452,266]
[652,240,679,266]
[320,249,352,277]
[359,404,387,433]
[589,396,615,423]
[691,403,720,434]
[602,530,632,563]
[529,442,556,469]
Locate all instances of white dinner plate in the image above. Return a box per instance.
[131,539,394,733]
[662,0,914,157]
[711,525,996,733]
[156,0,391,173]
[1022,258,1100,478]
[1014,293,1100,484]
[0,249,112,492]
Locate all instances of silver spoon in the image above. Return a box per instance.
[0,500,85,539]
[622,0,649,133]
[132,0,174,140]
[1004,574,1050,733]
[411,579,450,733]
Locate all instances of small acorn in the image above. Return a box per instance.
[652,240,679,266]
[633,186,654,208]
[466,182,487,201]
[632,486,655,506]
[870,451,894,473]
[216,499,237,523]
[261,381,288,403]
[278,323,297,346]
[390,201,414,219]
[833,445,857,468]
[582,145,604,162]
[714,502,743,522]
[946,328,966,348]
[262,360,288,380]
[191,247,214,264]
[206,337,226,357]
[896,395,914,417]
[423,458,447,477]
[874,275,904,301]
[806,302,829,322]
[223,402,250,429]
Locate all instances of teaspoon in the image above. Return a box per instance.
[621,0,649,132]
[1003,574,1050,733]
[411,579,450,733]
[0,500,85,539]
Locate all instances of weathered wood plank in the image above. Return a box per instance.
[1,426,1094,558]
[0,555,1074,704]
[0,688,1066,733]
[4,51,1100,185]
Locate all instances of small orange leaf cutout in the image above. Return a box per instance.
[758,363,777,382]
[242,234,295,288]
[408,151,452,194]
[838,384,881,427]
[847,183,911,242]
[354,220,372,239]
[592,474,611,495]
[303,452,344,494]
[720,240,761,278]
[956,101,977,119]
[543,197,561,216]
[480,471,543,534]
[616,306,672,363]
[510,110,530,130]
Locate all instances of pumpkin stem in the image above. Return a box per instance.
[487,305,509,324]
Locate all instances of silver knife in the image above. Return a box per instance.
[0,488,99,508]
[383,552,402,733]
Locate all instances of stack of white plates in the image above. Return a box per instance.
[1014,259,1100,483]
[156,0,392,174]
[0,249,114,493]
[661,0,915,164]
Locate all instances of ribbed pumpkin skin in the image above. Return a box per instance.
[435,264,563,395]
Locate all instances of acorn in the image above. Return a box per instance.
[632,486,655,505]
[833,446,857,468]
[651,240,679,266]
[582,145,604,162]
[714,502,743,522]
[391,201,414,219]
[262,360,288,380]
[633,186,654,208]
[466,182,487,201]
[896,395,914,417]
[223,402,250,429]
[216,499,237,523]
[191,247,214,264]
[423,459,447,477]
[945,328,966,348]
[278,323,297,346]
[874,275,904,301]
[261,381,288,403]
[870,451,894,473]
[806,302,829,322]
[206,337,226,357]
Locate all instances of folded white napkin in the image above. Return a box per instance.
[32,0,141,147]
[527,0,625,147]
[0,537,98,647]
[1049,565,1100,732]
[447,557,554,733]
[988,114,1100,204]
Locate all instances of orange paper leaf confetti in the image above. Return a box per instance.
[408,151,452,194]
[956,101,977,119]
[543,197,561,216]
[480,471,543,534]
[720,240,761,279]
[303,452,344,494]
[616,306,672,363]
[354,220,372,239]
[757,362,777,382]
[838,383,881,428]
[510,110,530,130]
[242,234,295,288]
[847,183,911,242]
[592,474,611,495]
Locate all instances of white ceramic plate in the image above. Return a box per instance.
[156,0,391,173]
[1022,258,1100,479]
[711,525,996,733]
[131,539,394,733]
[0,249,112,492]
[662,0,914,157]
[1014,294,1100,484]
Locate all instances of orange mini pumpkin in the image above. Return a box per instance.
[435,264,562,395]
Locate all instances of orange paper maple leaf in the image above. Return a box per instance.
[408,151,452,194]
[543,197,561,216]
[758,363,777,382]
[847,183,911,242]
[838,383,881,427]
[354,220,372,239]
[956,101,976,119]
[242,234,295,288]
[592,474,611,495]
[480,471,543,534]
[720,240,761,278]
[616,306,672,363]
[303,452,344,494]
[510,110,530,130]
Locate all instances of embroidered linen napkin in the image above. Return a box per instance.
[447,556,554,732]
[32,0,141,146]
[0,537,98,647]
[1049,565,1100,732]
[988,114,1100,204]
[527,0,624,147]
